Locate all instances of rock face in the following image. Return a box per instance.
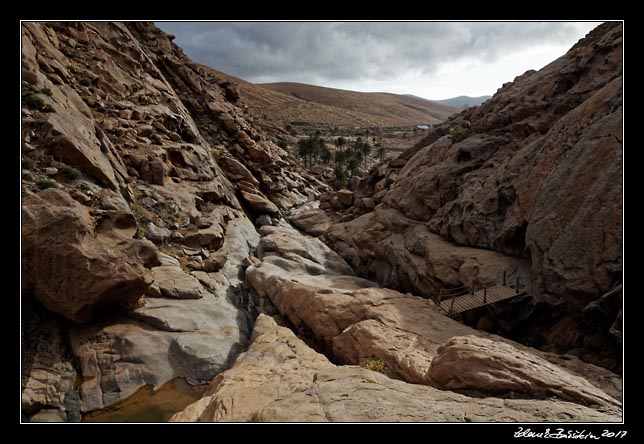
[325,206,531,297]
[323,23,623,369]
[21,21,320,421]
[21,299,78,422]
[21,188,159,323]
[171,315,620,422]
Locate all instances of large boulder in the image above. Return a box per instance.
[427,335,619,408]
[240,190,279,214]
[289,208,331,236]
[170,315,621,422]
[21,189,159,322]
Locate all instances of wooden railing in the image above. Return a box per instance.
[436,270,527,316]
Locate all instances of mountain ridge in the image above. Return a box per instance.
[404,94,493,109]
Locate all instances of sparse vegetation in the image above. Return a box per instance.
[22,157,35,170]
[276,138,288,150]
[23,91,45,110]
[131,202,151,239]
[36,178,56,190]
[41,87,53,96]
[79,78,92,87]
[377,145,386,161]
[361,358,386,374]
[60,165,82,181]
[451,126,472,142]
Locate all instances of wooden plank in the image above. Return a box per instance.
[437,284,526,315]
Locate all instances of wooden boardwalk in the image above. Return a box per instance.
[437,284,526,316]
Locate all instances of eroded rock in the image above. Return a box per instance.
[22,189,159,322]
[171,315,620,422]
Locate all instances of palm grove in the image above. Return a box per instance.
[291,131,387,188]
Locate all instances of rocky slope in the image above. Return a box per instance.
[321,22,623,369]
[21,21,326,422]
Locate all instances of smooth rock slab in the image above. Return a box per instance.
[427,335,620,408]
[171,315,621,423]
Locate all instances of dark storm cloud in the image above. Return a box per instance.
[156,21,595,85]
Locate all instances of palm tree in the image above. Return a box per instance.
[321,148,332,165]
[347,155,360,177]
[334,150,346,170]
[377,145,386,161]
[353,137,363,152]
[334,166,347,189]
[297,138,313,168]
[360,141,371,167]
[335,136,345,149]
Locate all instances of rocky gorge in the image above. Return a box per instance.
[21,21,622,424]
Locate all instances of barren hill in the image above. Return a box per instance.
[261,81,457,126]
[204,68,456,128]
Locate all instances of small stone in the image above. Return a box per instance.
[146,222,171,244]
[336,189,354,206]
[255,214,273,226]
[187,260,203,271]
[195,216,212,228]
[45,167,58,176]
[203,254,227,272]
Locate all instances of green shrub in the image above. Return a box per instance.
[361,358,386,374]
[79,78,92,87]
[60,165,81,181]
[451,126,472,142]
[23,92,45,110]
[276,138,288,149]
[36,178,56,190]
[22,157,35,170]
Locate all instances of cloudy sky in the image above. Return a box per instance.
[156,21,601,100]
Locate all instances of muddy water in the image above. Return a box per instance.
[82,378,207,423]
